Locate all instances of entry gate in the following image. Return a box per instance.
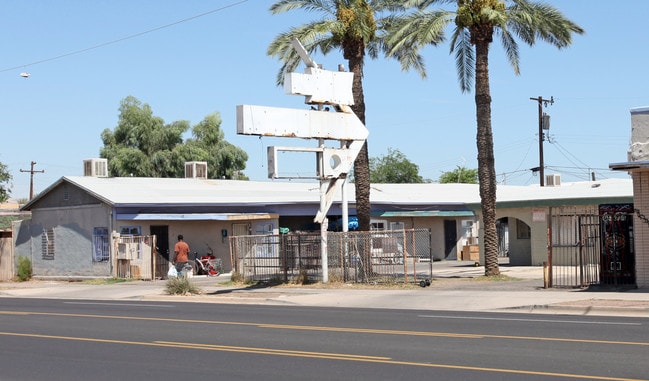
[113,235,156,280]
[548,205,635,288]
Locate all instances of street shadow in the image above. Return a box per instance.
[206,281,278,295]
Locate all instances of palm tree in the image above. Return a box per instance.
[267,0,438,232]
[385,0,583,275]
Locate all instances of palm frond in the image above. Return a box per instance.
[402,0,456,9]
[267,20,339,86]
[270,0,335,15]
[498,28,520,75]
[450,26,474,93]
[383,10,451,55]
[507,0,585,49]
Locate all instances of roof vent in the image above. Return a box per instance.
[83,158,108,177]
[185,161,208,179]
[545,174,561,187]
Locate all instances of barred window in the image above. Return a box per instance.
[93,227,110,262]
[42,228,55,260]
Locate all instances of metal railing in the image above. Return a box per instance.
[230,229,432,284]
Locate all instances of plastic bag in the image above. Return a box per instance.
[167,265,178,278]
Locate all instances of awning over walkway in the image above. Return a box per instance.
[373,211,475,218]
[115,213,278,221]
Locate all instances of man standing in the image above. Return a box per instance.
[173,234,190,273]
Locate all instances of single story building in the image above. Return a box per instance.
[12,166,479,279]
[11,156,635,283]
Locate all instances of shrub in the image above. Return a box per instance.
[165,276,201,295]
[16,257,32,282]
[292,269,310,285]
[230,271,244,283]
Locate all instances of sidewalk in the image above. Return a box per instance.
[1,262,648,317]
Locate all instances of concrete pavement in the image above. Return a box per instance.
[1,261,649,317]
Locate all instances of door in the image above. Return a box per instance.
[599,204,635,286]
[0,231,13,281]
[150,225,169,279]
[444,220,458,260]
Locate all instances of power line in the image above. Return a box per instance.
[0,0,248,73]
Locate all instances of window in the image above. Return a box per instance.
[93,227,110,262]
[42,228,55,260]
[370,220,387,231]
[120,226,141,236]
[254,222,274,235]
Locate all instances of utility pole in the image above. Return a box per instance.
[530,96,554,186]
[20,161,44,200]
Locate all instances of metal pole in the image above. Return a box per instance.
[320,182,329,284]
[537,98,544,186]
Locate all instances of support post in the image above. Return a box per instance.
[320,179,329,283]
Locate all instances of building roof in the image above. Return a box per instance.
[21,175,634,212]
[485,177,634,208]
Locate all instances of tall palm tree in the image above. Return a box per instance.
[267,0,437,232]
[385,0,583,275]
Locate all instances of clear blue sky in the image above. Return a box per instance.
[1,0,646,199]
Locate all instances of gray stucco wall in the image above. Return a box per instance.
[14,204,112,278]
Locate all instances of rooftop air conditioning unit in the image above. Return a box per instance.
[185,161,208,179]
[545,174,561,187]
[83,158,108,177]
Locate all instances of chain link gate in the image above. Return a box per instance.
[230,229,432,285]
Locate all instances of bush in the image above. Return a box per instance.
[165,276,201,295]
[230,271,244,283]
[16,257,32,282]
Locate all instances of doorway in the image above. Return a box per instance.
[444,220,458,259]
[150,225,169,279]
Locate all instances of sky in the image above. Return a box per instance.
[1,0,647,199]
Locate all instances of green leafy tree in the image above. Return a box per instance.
[385,0,583,275]
[267,0,435,231]
[370,148,427,183]
[100,96,248,179]
[0,161,12,202]
[439,166,478,183]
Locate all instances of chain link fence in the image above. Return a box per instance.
[230,229,432,285]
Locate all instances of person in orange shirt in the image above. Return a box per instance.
[173,234,190,273]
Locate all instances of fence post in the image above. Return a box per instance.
[281,233,287,283]
[547,208,553,288]
[403,230,409,284]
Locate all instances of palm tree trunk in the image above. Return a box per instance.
[346,41,371,232]
[474,39,500,276]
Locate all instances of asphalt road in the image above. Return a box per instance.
[0,298,648,381]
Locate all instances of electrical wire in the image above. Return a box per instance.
[0,1,248,73]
